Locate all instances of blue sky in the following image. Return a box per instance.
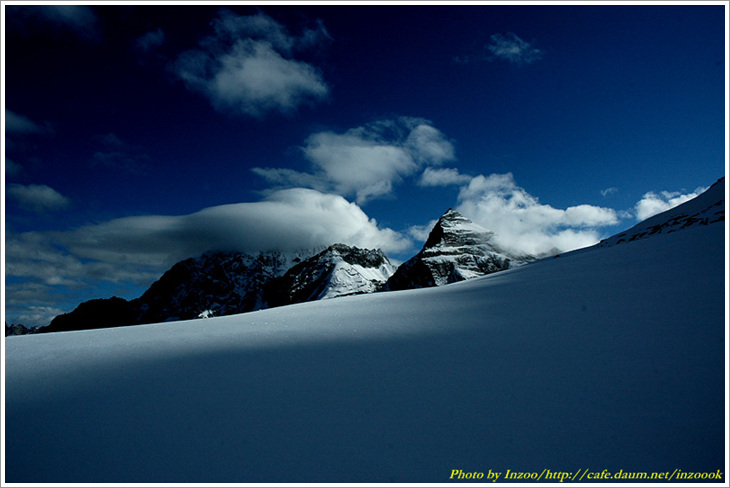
[3,3,727,327]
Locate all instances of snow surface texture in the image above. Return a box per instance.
[4,193,726,482]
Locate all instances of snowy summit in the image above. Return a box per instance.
[385,208,534,290]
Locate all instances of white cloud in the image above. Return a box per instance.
[255,117,456,203]
[407,220,439,243]
[419,167,472,187]
[5,188,412,324]
[487,32,543,65]
[7,183,70,213]
[210,9,329,54]
[5,188,411,287]
[405,124,456,165]
[302,130,415,202]
[600,187,618,197]
[9,306,66,330]
[5,230,161,291]
[174,9,330,117]
[634,188,706,221]
[456,173,619,256]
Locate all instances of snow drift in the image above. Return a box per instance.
[3,183,726,483]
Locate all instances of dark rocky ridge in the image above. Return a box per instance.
[42,244,394,333]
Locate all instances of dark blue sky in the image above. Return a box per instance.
[3,3,727,326]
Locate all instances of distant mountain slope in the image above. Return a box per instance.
[594,176,724,249]
[133,249,317,323]
[6,178,724,482]
[385,208,534,290]
[42,296,139,334]
[42,244,393,332]
[264,243,394,308]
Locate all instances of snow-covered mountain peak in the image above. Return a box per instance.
[385,209,535,290]
[264,243,395,306]
[423,208,495,250]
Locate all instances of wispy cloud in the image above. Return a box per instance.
[5,109,50,134]
[486,32,543,65]
[456,173,618,256]
[8,5,99,40]
[89,133,149,174]
[600,187,618,197]
[418,167,472,187]
[5,159,23,176]
[136,28,165,53]
[407,219,439,243]
[254,117,456,204]
[174,9,330,117]
[7,184,71,213]
[634,187,706,221]
[99,132,125,147]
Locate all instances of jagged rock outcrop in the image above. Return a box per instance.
[132,250,314,323]
[5,322,35,336]
[384,209,535,291]
[39,244,393,332]
[264,244,395,308]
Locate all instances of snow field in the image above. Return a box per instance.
[4,221,726,482]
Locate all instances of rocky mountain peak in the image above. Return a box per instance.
[384,209,534,291]
[423,208,496,250]
[264,243,395,307]
[41,244,395,333]
[324,243,392,268]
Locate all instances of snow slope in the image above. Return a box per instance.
[594,176,725,249]
[4,205,726,482]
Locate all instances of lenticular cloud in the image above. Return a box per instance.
[6,188,410,285]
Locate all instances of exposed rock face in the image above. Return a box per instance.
[39,244,394,332]
[5,323,35,336]
[384,209,535,291]
[264,244,395,308]
[133,250,309,324]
